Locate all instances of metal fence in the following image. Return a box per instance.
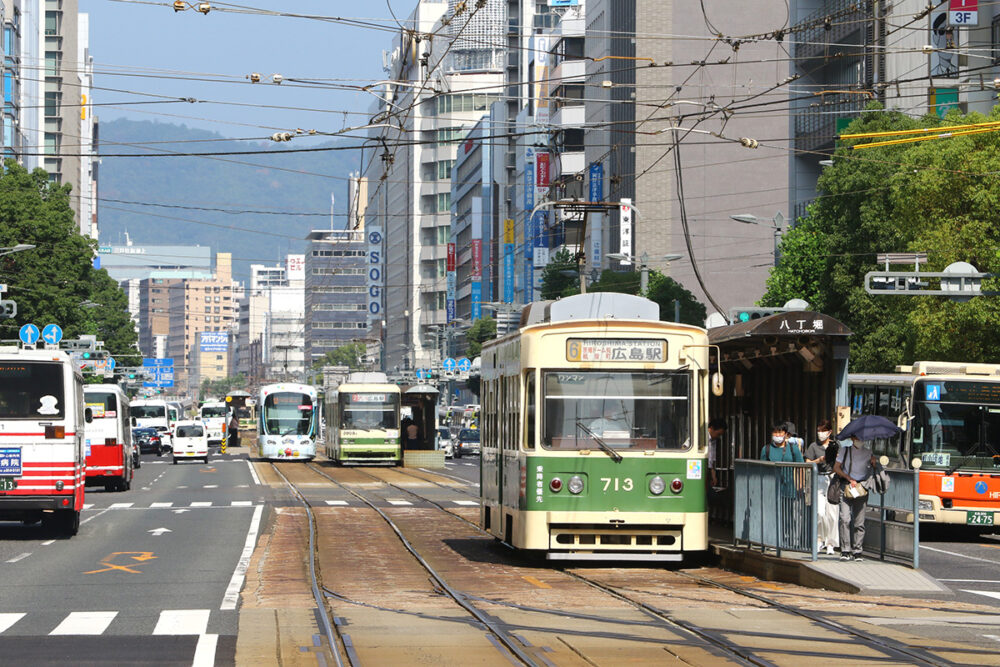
[733,460,818,560]
[862,468,920,568]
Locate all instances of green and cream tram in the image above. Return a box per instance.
[325,372,402,465]
[480,293,715,561]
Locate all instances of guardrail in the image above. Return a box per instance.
[733,459,819,559]
[862,468,920,568]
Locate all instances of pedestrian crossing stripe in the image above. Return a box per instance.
[387,500,412,506]
[325,500,348,506]
[82,502,261,510]
[0,609,227,637]
[453,500,479,506]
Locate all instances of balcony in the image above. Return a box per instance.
[556,151,585,176]
[551,105,585,128]
[550,59,586,85]
[419,245,448,262]
[793,0,866,61]
[794,97,866,153]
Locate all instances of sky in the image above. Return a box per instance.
[80,0,406,138]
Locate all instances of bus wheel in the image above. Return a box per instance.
[59,510,80,537]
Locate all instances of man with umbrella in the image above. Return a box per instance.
[833,416,899,561]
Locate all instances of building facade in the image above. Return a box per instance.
[303,229,367,368]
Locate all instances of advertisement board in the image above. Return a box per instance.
[366,227,383,319]
[199,331,228,352]
[619,198,633,265]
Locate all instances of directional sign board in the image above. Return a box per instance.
[19,324,39,346]
[457,357,472,373]
[142,358,174,388]
[42,324,63,345]
[442,358,457,372]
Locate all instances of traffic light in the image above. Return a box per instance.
[728,307,790,324]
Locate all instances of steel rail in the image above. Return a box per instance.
[302,463,540,667]
[269,463,352,667]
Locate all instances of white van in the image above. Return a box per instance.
[172,421,209,464]
[130,399,172,448]
[199,401,228,447]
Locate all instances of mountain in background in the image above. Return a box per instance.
[98,118,364,283]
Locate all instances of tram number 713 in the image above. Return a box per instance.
[601,477,634,492]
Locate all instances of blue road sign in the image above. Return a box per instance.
[925,384,942,401]
[141,357,174,387]
[442,358,457,372]
[457,357,472,373]
[107,357,116,370]
[42,324,63,345]
[18,324,39,345]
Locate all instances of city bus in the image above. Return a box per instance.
[480,292,716,561]
[852,363,1000,526]
[0,347,88,536]
[199,400,229,447]
[258,383,319,460]
[83,385,135,492]
[325,373,401,465]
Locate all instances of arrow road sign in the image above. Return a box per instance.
[107,357,116,370]
[18,323,39,346]
[457,357,472,373]
[42,323,63,345]
[443,358,457,372]
[148,527,172,536]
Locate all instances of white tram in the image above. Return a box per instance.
[257,383,320,460]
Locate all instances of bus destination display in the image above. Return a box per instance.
[918,380,1000,405]
[566,339,666,363]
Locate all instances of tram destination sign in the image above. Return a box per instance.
[917,380,1000,405]
[566,338,666,363]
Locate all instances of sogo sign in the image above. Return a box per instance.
[367,228,383,318]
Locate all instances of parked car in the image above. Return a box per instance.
[437,427,454,458]
[132,427,166,456]
[172,421,209,464]
[455,428,480,458]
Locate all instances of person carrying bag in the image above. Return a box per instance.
[833,437,877,561]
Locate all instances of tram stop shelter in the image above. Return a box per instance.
[708,311,852,493]
[401,384,444,468]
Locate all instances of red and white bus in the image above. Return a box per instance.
[0,347,89,536]
[84,385,135,492]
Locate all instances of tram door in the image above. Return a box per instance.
[402,385,439,450]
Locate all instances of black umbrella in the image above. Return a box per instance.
[837,414,901,441]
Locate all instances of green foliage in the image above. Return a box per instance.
[200,374,246,402]
[765,103,1000,370]
[0,161,138,359]
[538,249,581,300]
[586,269,707,326]
[465,316,496,358]
[312,342,365,371]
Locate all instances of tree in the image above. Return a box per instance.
[312,342,365,371]
[0,161,138,358]
[587,269,707,326]
[465,316,496,358]
[762,103,1000,370]
[538,249,581,300]
[200,374,247,401]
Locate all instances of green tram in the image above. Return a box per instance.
[325,372,402,465]
[480,293,716,561]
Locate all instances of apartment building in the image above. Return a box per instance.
[137,277,180,358]
[303,229,367,368]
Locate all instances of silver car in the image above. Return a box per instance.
[437,428,454,458]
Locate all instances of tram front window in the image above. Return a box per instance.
[542,371,690,451]
[340,394,398,430]
[912,400,1000,471]
[263,393,314,436]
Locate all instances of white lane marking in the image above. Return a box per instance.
[940,579,1000,583]
[865,614,1000,626]
[50,611,118,635]
[963,590,1000,602]
[921,545,1000,565]
[41,540,55,546]
[204,485,218,489]
[190,502,212,508]
[81,507,114,526]
[387,500,412,506]
[231,501,252,507]
[246,460,261,486]
[0,613,25,633]
[221,503,264,610]
[5,552,31,563]
[176,485,188,489]
[985,634,1000,643]
[153,609,210,635]
[83,504,94,510]
[235,484,249,488]
[109,503,133,509]
[150,502,174,508]
[192,633,219,667]
[325,500,348,506]
[452,500,479,506]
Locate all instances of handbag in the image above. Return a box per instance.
[827,475,844,504]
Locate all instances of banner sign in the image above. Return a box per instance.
[948,0,977,25]
[589,162,603,203]
[471,240,483,278]
[619,198,633,265]
[446,241,456,272]
[367,227,383,319]
[446,241,456,323]
[199,331,228,352]
[471,282,482,321]
[536,152,550,187]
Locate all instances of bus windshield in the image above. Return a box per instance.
[201,405,227,419]
[543,371,690,451]
[131,404,165,419]
[86,392,118,419]
[912,401,1000,471]
[263,393,315,436]
[340,393,398,430]
[0,362,65,420]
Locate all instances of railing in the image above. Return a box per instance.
[862,468,919,568]
[734,459,818,559]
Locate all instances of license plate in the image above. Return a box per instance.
[0,477,17,491]
[967,510,995,526]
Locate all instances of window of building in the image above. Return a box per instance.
[205,296,211,302]
[216,355,223,360]
[214,296,220,302]
[204,316,210,322]
[435,127,466,146]
[214,317,221,322]
[555,36,584,63]
[437,159,455,180]
[436,192,451,213]
[437,226,449,245]
[45,11,59,35]
[3,28,13,58]
[44,91,59,117]
[44,51,61,76]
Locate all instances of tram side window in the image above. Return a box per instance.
[525,372,535,450]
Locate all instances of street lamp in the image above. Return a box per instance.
[605,252,683,293]
[0,243,35,258]
[730,211,784,266]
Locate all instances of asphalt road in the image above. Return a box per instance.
[0,449,261,666]
[919,525,1000,607]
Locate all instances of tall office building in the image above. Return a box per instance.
[303,230,367,368]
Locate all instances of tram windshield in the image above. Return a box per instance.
[131,404,165,419]
[262,392,315,436]
[339,393,399,430]
[911,382,1000,471]
[542,371,690,451]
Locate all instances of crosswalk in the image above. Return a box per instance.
[0,608,229,637]
[83,501,260,510]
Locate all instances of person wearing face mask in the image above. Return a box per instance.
[761,422,805,545]
[833,436,877,561]
[804,419,840,555]
[760,423,804,464]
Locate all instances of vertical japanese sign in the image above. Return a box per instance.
[534,35,550,125]
[536,152,550,188]
[619,198,633,265]
[589,162,603,204]
[589,162,604,272]
[367,227,383,321]
[471,198,483,321]
[446,242,456,323]
[503,219,515,303]
[286,254,305,281]
[523,148,535,303]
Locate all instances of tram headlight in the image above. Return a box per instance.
[568,475,584,495]
[649,476,666,496]
[670,478,684,494]
[549,477,563,493]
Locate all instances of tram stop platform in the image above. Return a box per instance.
[708,524,950,596]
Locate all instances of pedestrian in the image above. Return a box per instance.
[404,417,420,450]
[707,418,727,488]
[833,436,877,561]
[761,422,805,547]
[228,412,240,449]
[804,419,839,555]
[760,423,804,464]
